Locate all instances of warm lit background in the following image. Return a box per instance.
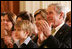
[1,1,71,16]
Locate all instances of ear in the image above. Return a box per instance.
[59,12,64,19]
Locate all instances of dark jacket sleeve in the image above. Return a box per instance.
[40,24,71,48]
[27,40,38,48]
[13,43,18,48]
[41,34,71,48]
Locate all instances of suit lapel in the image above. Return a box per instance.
[54,24,71,41]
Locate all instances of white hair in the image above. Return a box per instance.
[48,3,70,21]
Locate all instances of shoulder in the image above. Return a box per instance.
[59,23,71,33]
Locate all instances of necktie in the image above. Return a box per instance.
[51,28,56,35]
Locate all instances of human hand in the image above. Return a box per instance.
[37,31,47,45]
[36,20,51,38]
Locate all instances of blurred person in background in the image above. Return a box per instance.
[34,9,48,44]
[1,12,8,39]
[1,12,8,48]
[65,11,71,27]
[13,20,38,48]
[17,11,34,23]
[1,12,17,48]
[34,9,48,22]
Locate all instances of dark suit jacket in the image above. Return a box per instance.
[13,40,38,48]
[33,35,38,43]
[40,24,71,48]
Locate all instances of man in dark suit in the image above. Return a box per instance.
[36,3,71,48]
[39,22,71,48]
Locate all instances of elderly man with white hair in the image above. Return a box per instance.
[36,3,71,48]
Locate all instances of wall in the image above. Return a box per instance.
[20,1,71,16]
[1,1,71,15]
[1,1,19,15]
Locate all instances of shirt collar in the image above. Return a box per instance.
[55,22,65,31]
[52,22,65,36]
[15,40,24,48]
[15,40,20,47]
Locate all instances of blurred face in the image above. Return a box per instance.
[47,6,61,27]
[14,26,24,39]
[36,14,44,21]
[3,15,13,31]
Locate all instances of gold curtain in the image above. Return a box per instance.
[20,1,71,16]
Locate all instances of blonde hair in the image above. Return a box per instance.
[15,20,34,36]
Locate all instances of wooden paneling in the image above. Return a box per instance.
[1,1,19,15]
[13,1,19,15]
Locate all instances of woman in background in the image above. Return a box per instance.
[1,12,8,48]
[1,12,17,48]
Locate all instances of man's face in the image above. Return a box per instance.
[47,6,60,27]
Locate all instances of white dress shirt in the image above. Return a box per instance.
[52,22,65,36]
[15,37,31,48]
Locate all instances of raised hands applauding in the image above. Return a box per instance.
[36,20,51,45]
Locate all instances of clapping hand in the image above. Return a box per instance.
[36,20,51,44]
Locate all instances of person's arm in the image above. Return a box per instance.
[41,35,71,48]
[36,20,71,48]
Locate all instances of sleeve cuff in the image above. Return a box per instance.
[24,37,31,45]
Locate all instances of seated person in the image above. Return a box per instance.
[1,12,7,48]
[13,20,38,48]
[17,11,38,41]
[1,12,17,48]
[17,11,34,24]
[34,9,48,44]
